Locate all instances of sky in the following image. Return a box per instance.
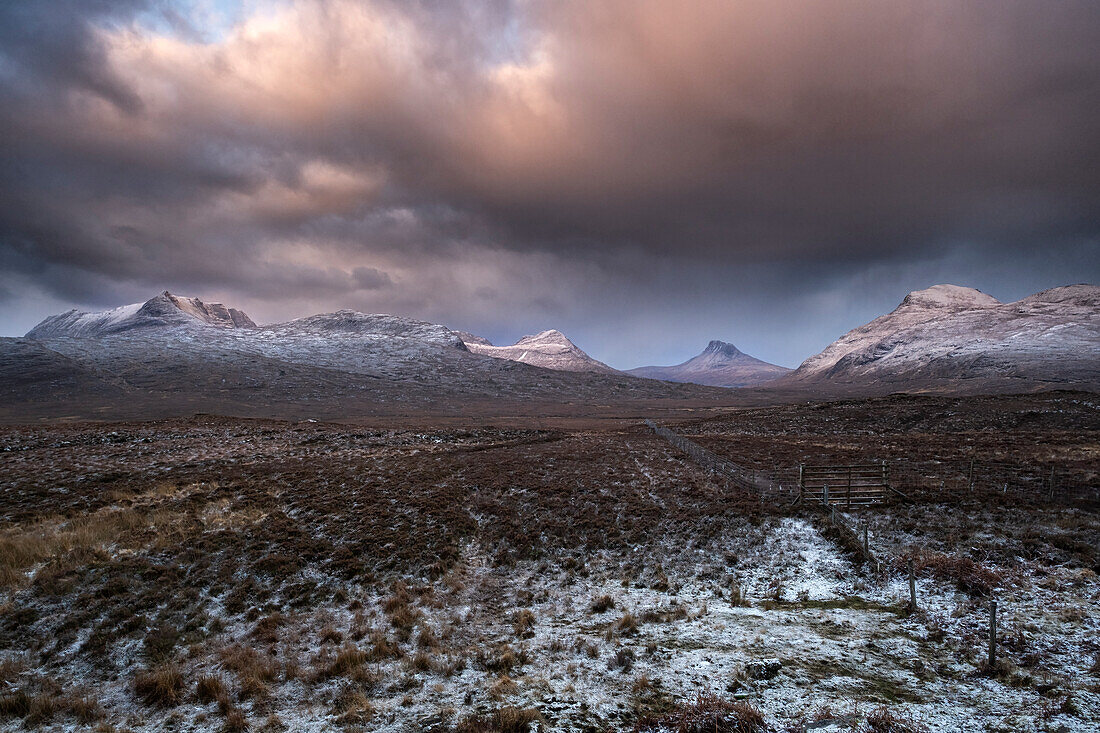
[1,0,1097,369]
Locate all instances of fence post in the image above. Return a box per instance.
[988,599,997,669]
[823,484,829,506]
[1049,466,1055,498]
[968,460,975,491]
[908,559,917,613]
[863,523,869,556]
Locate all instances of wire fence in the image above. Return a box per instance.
[647,421,1099,505]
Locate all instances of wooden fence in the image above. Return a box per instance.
[798,463,904,508]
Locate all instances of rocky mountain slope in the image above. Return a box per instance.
[777,284,1100,392]
[461,329,619,374]
[3,293,728,422]
[627,340,791,387]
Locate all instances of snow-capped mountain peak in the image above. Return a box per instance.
[26,291,255,338]
[461,329,617,373]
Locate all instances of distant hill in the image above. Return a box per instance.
[627,341,790,387]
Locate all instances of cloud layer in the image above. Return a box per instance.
[1,0,1098,367]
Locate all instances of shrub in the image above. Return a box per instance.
[133,665,184,707]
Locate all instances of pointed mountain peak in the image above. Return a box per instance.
[463,328,617,373]
[516,329,572,346]
[626,340,789,388]
[704,340,744,357]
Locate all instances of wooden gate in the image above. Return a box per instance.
[798,463,895,507]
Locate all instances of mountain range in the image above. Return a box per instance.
[0,291,722,423]
[2,283,1096,422]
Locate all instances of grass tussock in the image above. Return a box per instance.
[133,664,184,707]
[590,595,615,614]
[477,645,528,675]
[333,687,375,725]
[223,707,249,732]
[633,693,765,733]
[867,705,928,733]
[319,644,368,679]
[608,646,635,672]
[219,645,278,699]
[512,609,536,639]
[899,550,1001,596]
[616,612,639,635]
[455,706,545,733]
[196,674,230,706]
[251,613,287,645]
[367,629,403,662]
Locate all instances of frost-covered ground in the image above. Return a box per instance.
[1,396,1097,732]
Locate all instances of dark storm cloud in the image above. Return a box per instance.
[0,0,1097,367]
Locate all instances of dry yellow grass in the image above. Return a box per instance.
[0,509,149,589]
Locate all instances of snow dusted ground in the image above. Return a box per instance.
[8,514,1092,732]
[1,408,1096,732]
